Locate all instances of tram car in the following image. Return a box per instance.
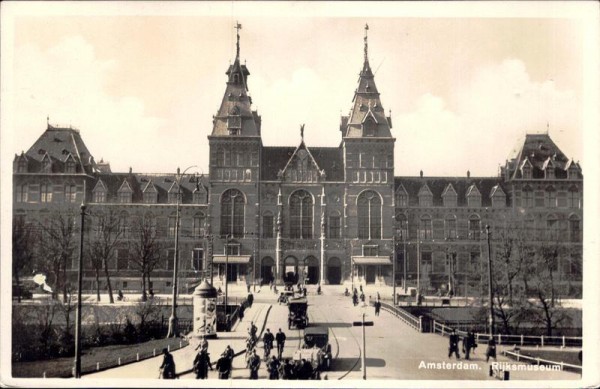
[287,297,309,329]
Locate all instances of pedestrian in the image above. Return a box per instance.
[282,358,295,380]
[275,328,287,359]
[223,345,234,361]
[247,293,254,307]
[238,304,245,321]
[463,331,476,360]
[360,292,365,303]
[448,329,460,359]
[159,348,176,379]
[374,300,381,316]
[248,349,261,379]
[376,291,380,301]
[267,355,280,379]
[193,349,212,379]
[359,284,363,293]
[216,352,232,379]
[263,328,275,359]
[249,321,258,340]
[352,293,358,306]
[298,358,313,380]
[486,337,497,362]
[195,336,209,352]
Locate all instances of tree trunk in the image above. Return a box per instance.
[103,259,114,304]
[141,271,147,302]
[94,268,101,302]
[62,255,68,303]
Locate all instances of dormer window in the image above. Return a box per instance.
[227,105,242,135]
[93,189,106,203]
[466,185,481,208]
[418,185,433,207]
[168,185,179,204]
[65,156,76,173]
[232,73,240,84]
[490,185,506,208]
[546,166,555,179]
[117,180,133,204]
[17,159,27,173]
[193,188,206,204]
[442,184,457,207]
[41,157,51,173]
[363,117,376,137]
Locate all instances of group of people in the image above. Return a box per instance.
[447,328,497,362]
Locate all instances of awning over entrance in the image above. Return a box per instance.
[212,255,251,264]
[351,256,391,265]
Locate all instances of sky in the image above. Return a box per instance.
[1,2,597,178]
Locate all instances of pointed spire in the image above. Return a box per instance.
[235,21,242,60]
[47,114,50,129]
[364,23,369,63]
[300,124,305,141]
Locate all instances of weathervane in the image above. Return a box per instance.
[235,21,242,59]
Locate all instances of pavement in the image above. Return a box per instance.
[80,283,581,382]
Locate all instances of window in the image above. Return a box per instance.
[193,212,206,237]
[16,184,28,203]
[263,212,274,238]
[166,249,175,270]
[144,190,157,204]
[568,188,580,208]
[534,191,545,208]
[93,190,105,203]
[395,213,408,239]
[421,252,432,273]
[445,215,457,239]
[545,188,556,208]
[569,215,581,242]
[546,214,559,240]
[193,189,205,204]
[523,188,534,207]
[396,191,408,207]
[443,185,457,207]
[328,212,341,239]
[469,215,481,240]
[192,248,204,271]
[117,249,129,270]
[220,189,245,238]
[66,160,76,173]
[418,193,433,207]
[363,117,376,137]
[65,184,77,203]
[225,244,240,256]
[357,190,382,239]
[168,215,177,237]
[419,215,432,240]
[168,186,179,204]
[118,191,131,204]
[290,190,313,239]
[557,191,567,208]
[467,186,481,208]
[470,252,480,272]
[41,157,51,173]
[546,167,555,179]
[363,245,378,256]
[17,159,27,173]
[118,212,129,238]
[522,165,532,179]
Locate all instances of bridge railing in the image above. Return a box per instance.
[502,349,582,374]
[378,302,423,332]
[432,320,582,348]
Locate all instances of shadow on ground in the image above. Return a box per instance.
[332,357,386,372]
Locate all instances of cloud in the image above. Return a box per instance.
[395,58,580,176]
[14,36,166,172]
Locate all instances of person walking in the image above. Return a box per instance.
[248,349,261,379]
[448,329,460,359]
[263,328,275,360]
[352,292,358,306]
[486,337,497,362]
[281,358,295,379]
[159,348,176,379]
[463,331,476,360]
[193,349,212,379]
[223,345,234,361]
[275,328,287,359]
[267,355,280,379]
[374,299,381,316]
[216,352,232,379]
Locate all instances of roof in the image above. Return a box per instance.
[394,176,507,207]
[261,146,344,181]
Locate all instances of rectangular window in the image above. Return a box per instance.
[65,185,77,203]
[225,244,240,256]
[118,192,131,203]
[568,191,580,208]
[469,219,481,240]
[419,196,433,207]
[557,191,567,208]
[523,191,533,207]
[117,249,129,270]
[168,216,177,237]
[16,184,28,203]
[263,215,274,238]
[93,191,105,203]
[193,215,205,237]
[328,215,341,239]
[467,196,481,208]
[546,191,556,207]
[363,245,378,256]
[166,249,175,270]
[397,194,408,207]
[419,219,432,240]
[445,218,457,239]
[444,195,457,208]
[192,248,204,271]
[421,252,432,273]
[569,219,581,242]
[535,191,545,208]
[514,190,522,207]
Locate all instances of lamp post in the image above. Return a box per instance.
[402,229,407,294]
[224,234,231,313]
[73,203,86,378]
[392,226,398,306]
[486,225,495,336]
[167,165,197,338]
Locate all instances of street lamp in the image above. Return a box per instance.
[73,203,86,378]
[224,234,232,315]
[167,165,197,338]
[486,225,495,336]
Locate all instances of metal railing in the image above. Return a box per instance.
[432,320,582,348]
[378,302,423,332]
[502,349,582,374]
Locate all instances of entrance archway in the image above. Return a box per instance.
[261,257,274,285]
[327,257,342,285]
[283,256,298,284]
[305,256,319,285]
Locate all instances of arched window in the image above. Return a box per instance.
[468,214,481,240]
[445,214,457,239]
[419,214,432,240]
[547,214,559,240]
[290,190,313,239]
[358,190,382,239]
[569,214,581,242]
[221,189,245,238]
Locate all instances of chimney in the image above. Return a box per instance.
[419,170,423,178]
[467,170,471,178]
[129,167,132,174]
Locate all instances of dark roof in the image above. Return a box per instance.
[394,176,507,207]
[261,146,343,181]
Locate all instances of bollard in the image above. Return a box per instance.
[136,353,139,361]
[180,341,182,348]
[541,336,544,347]
[43,372,46,379]
[96,362,100,371]
[118,357,121,365]
[562,336,566,348]
[153,348,156,357]
[418,316,423,332]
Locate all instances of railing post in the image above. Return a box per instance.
[477,333,480,344]
[153,348,156,357]
[118,357,121,366]
[562,336,566,348]
[498,334,502,345]
[168,344,170,352]
[136,353,140,361]
[96,362,100,371]
[541,335,544,347]
[521,334,524,346]
[419,316,423,332]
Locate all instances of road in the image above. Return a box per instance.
[84,285,580,382]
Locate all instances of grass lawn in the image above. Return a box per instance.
[519,348,582,366]
[12,337,189,378]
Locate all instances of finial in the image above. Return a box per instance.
[546,121,549,135]
[300,124,305,140]
[47,114,50,128]
[235,21,242,59]
[364,23,369,62]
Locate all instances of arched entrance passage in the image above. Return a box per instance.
[327,257,342,285]
[305,256,319,285]
[261,257,274,285]
[283,256,298,284]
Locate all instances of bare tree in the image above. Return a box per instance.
[37,212,77,302]
[13,215,36,302]
[129,215,164,302]
[88,209,123,303]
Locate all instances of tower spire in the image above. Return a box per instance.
[364,23,369,63]
[235,21,242,60]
